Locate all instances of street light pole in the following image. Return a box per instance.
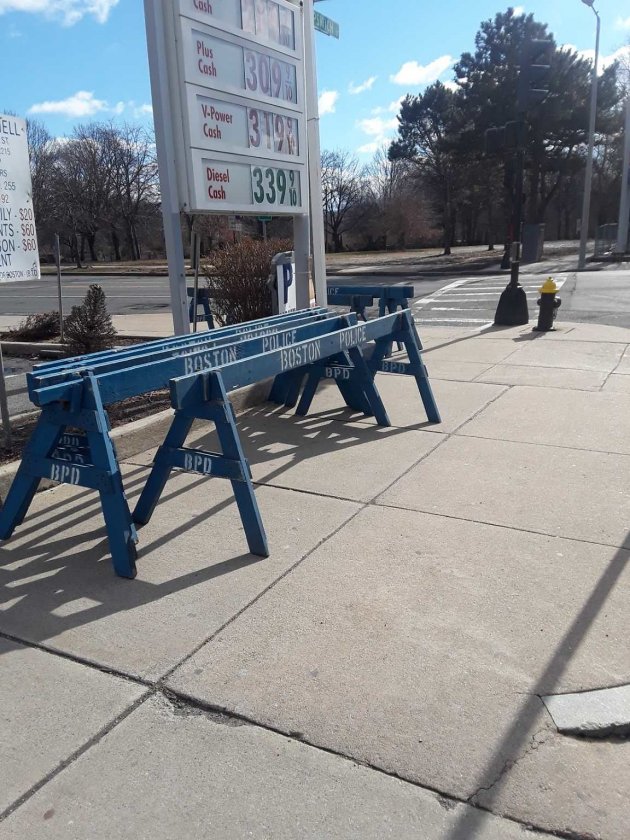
[577,0,600,270]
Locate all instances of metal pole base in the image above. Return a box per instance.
[494,285,529,326]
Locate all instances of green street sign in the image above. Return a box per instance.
[257,216,272,222]
[314,10,340,39]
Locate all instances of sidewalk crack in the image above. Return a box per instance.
[467,723,554,806]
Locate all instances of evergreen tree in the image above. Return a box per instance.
[63,284,117,355]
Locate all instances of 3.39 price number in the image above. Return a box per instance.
[251,166,299,207]
[247,108,297,156]
[244,49,297,104]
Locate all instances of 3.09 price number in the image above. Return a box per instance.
[247,108,297,156]
[244,49,297,104]
[251,166,299,207]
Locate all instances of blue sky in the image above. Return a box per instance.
[0,0,628,161]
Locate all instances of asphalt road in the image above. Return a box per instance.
[2,252,629,419]
[0,274,173,316]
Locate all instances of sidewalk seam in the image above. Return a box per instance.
[158,687,565,840]
[0,690,152,823]
[599,341,630,391]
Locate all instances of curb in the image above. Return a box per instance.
[0,379,271,503]
[1,341,66,357]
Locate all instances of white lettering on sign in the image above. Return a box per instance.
[184,452,215,475]
[380,360,409,375]
[0,114,40,282]
[179,0,241,29]
[50,463,81,485]
[59,434,84,447]
[339,324,367,349]
[262,329,297,351]
[52,449,86,465]
[324,367,351,380]
[279,340,322,372]
[182,345,239,374]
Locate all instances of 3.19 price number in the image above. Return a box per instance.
[247,108,298,156]
[251,165,299,207]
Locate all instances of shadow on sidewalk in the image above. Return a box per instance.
[0,408,422,655]
[443,540,629,839]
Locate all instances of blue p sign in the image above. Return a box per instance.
[282,263,293,304]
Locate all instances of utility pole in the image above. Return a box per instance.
[490,39,553,326]
[577,1,601,270]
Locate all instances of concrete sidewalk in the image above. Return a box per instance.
[0,320,628,839]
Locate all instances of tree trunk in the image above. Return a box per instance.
[73,233,82,269]
[87,233,97,262]
[111,227,121,261]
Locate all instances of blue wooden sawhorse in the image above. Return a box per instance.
[0,308,440,578]
[134,309,438,559]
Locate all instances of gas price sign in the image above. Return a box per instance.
[153,0,307,215]
[0,114,40,282]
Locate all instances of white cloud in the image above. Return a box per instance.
[356,141,381,155]
[358,116,398,137]
[561,42,630,75]
[371,97,405,116]
[28,90,108,118]
[390,55,454,86]
[318,90,339,115]
[356,115,398,155]
[132,103,153,118]
[0,0,119,25]
[348,76,377,95]
[513,5,525,15]
[616,16,630,30]
[27,91,154,120]
[443,80,459,92]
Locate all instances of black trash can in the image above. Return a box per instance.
[522,223,545,264]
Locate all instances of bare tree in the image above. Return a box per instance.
[108,123,159,260]
[321,149,366,251]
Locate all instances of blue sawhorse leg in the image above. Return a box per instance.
[211,383,268,557]
[402,326,441,424]
[295,351,373,418]
[295,350,390,427]
[1,374,139,578]
[346,346,390,426]
[135,373,268,558]
[0,412,63,538]
[133,412,194,526]
[84,375,138,578]
[371,315,441,424]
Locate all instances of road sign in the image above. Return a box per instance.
[0,114,40,282]
[257,215,273,222]
[147,0,309,216]
[314,10,339,39]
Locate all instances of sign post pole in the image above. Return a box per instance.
[0,345,11,448]
[303,0,328,307]
[616,100,630,255]
[54,234,64,342]
[144,0,190,336]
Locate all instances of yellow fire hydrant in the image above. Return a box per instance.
[534,277,561,332]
